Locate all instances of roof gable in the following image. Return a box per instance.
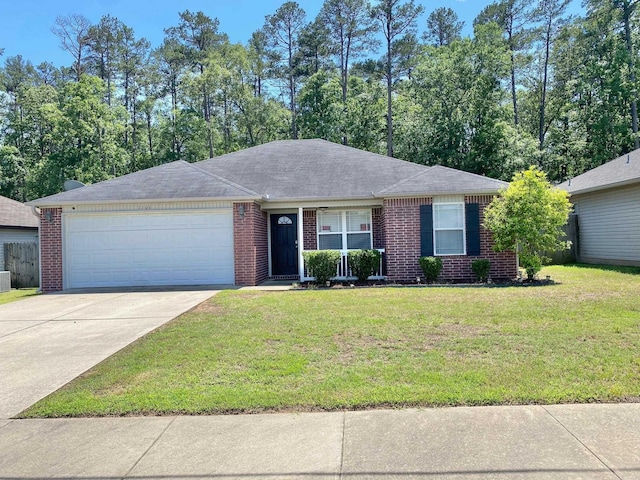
[0,196,38,228]
[558,149,640,194]
[378,165,508,196]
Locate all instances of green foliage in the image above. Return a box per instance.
[418,256,443,283]
[347,249,381,282]
[302,250,341,285]
[2,1,640,201]
[484,166,572,280]
[471,259,491,282]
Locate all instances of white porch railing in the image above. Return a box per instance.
[302,249,385,282]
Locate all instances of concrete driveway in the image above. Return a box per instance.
[0,288,220,419]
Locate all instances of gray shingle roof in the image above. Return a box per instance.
[31,139,507,206]
[31,160,260,206]
[0,196,38,228]
[558,149,640,194]
[378,165,508,196]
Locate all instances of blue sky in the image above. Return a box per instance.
[1,0,585,67]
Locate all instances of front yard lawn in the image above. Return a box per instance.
[0,288,38,306]
[21,265,640,417]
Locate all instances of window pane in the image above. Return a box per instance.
[347,233,371,249]
[435,230,464,255]
[318,211,342,233]
[347,211,370,232]
[319,234,343,250]
[434,204,463,229]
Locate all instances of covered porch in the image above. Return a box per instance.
[265,203,386,283]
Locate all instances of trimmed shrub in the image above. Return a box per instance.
[471,259,491,282]
[419,256,443,283]
[348,249,382,282]
[302,250,341,285]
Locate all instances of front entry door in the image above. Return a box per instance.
[270,214,298,275]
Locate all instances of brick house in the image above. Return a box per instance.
[30,139,517,291]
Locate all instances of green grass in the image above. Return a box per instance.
[0,288,38,305]
[20,265,640,417]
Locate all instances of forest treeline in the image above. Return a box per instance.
[0,0,639,201]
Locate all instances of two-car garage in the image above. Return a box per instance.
[63,209,234,289]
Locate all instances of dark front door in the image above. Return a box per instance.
[271,214,298,275]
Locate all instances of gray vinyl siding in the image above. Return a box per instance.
[573,184,640,266]
[0,228,39,270]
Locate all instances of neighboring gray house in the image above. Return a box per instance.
[558,149,640,266]
[0,195,39,270]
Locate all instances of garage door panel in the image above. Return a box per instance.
[64,210,234,288]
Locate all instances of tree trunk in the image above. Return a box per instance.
[539,21,552,150]
[622,0,639,149]
[386,35,393,157]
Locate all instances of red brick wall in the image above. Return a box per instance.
[40,208,63,292]
[303,210,317,250]
[383,196,517,282]
[234,202,268,286]
[372,207,384,249]
[383,198,431,282]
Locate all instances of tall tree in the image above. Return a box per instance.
[533,0,571,150]
[474,0,533,126]
[51,14,92,81]
[370,0,423,157]
[371,0,423,157]
[247,30,270,97]
[613,0,640,149]
[153,38,188,161]
[319,0,376,103]
[86,15,123,105]
[423,7,464,47]
[263,1,307,139]
[165,10,228,157]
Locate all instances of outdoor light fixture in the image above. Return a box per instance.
[44,211,53,223]
[238,205,245,218]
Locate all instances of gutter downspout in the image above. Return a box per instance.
[31,206,42,293]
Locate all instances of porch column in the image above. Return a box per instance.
[298,207,304,281]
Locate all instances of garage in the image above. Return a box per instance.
[64,210,234,288]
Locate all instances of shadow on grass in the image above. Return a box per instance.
[559,262,640,276]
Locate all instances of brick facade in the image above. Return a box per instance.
[40,208,63,292]
[39,196,516,291]
[302,210,317,250]
[382,196,517,282]
[233,202,268,286]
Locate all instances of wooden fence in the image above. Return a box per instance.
[3,242,39,288]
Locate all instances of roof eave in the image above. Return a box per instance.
[562,177,640,196]
[28,195,263,208]
[377,189,503,199]
[0,224,38,230]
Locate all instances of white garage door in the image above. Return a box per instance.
[64,210,234,288]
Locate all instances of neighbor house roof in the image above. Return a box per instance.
[31,139,508,206]
[558,148,640,195]
[0,196,39,229]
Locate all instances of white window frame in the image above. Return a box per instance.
[433,202,466,256]
[317,209,373,250]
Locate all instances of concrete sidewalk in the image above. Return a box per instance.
[0,403,638,479]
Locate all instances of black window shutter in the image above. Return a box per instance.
[466,203,481,256]
[420,204,434,256]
